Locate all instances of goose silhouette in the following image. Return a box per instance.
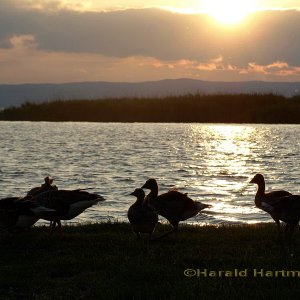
[128,188,158,240]
[250,173,292,229]
[0,196,55,231]
[142,178,211,238]
[31,189,105,231]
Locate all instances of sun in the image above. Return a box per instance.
[203,0,258,25]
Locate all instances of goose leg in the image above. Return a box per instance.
[57,220,62,230]
[156,223,179,240]
[273,218,281,231]
[135,232,141,240]
[284,223,291,240]
[50,220,62,233]
[273,218,285,244]
[50,221,56,233]
[284,222,298,255]
[284,222,297,244]
[287,222,297,240]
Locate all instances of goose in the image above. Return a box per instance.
[250,173,292,228]
[31,189,105,231]
[26,176,59,229]
[255,194,300,236]
[141,178,211,238]
[0,196,56,231]
[27,176,58,196]
[128,188,158,240]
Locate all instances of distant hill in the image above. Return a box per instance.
[1,78,300,108]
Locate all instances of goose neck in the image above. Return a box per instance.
[149,186,158,198]
[256,180,265,197]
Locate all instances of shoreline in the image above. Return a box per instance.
[34,220,273,228]
[2,120,300,125]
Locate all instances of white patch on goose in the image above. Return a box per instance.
[64,200,98,220]
[31,206,56,215]
[260,202,274,212]
[96,196,105,202]
[195,202,210,211]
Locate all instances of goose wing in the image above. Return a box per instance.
[56,190,104,204]
[262,195,300,223]
[128,205,157,224]
[27,184,58,197]
[155,191,195,219]
[32,191,69,216]
[264,190,292,203]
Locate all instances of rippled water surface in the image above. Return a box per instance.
[1,122,300,225]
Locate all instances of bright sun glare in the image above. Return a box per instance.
[203,0,258,24]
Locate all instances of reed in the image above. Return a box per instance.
[1,94,300,123]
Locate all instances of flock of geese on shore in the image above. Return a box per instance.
[1,174,300,240]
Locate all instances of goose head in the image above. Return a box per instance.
[130,188,145,199]
[44,176,54,186]
[250,173,265,185]
[141,178,158,191]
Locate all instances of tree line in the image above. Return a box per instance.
[1,94,300,123]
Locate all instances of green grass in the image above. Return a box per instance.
[1,223,300,299]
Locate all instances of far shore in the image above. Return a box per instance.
[1,93,300,123]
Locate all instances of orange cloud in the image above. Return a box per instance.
[195,56,237,72]
[1,34,300,83]
[7,35,36,49]
[245,61,300,76]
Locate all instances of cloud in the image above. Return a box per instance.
[0,36,195,83]
[244,61,300,77]
[1,36,299,84]
[0,0,87,12]
[1,1,300,82]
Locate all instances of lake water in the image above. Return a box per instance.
[1,122,300,226]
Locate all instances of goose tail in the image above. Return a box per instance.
[195,202,212,211]
[96,195,105,202]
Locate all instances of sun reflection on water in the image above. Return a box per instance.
[182,124,300,224]
[187,124,260,223]
[190,124,255,175]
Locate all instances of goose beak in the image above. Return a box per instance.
[249,178,255,183]
[129,192,135,196]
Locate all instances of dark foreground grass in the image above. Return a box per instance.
[1,223,300,300]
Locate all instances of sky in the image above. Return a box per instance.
[1,0,300,83]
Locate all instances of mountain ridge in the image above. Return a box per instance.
[1,78,300,108]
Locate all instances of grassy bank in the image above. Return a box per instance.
[1,223,300,299]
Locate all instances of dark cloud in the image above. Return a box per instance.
[0,2,300,67]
